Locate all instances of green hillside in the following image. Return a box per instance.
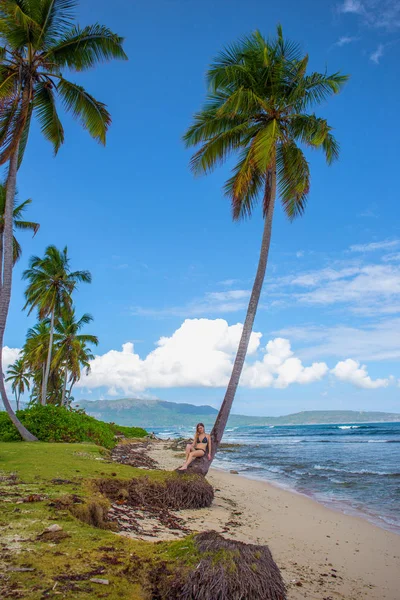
[76,398,400,429]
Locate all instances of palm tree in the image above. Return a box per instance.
[22,319,50,403]
[5,357,31,410]
[183,27,348,473]
[23,245,91,405]
[0,184,39,282]
[52,308,98,406]
[0,1,126,439]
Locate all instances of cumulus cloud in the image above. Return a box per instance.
[1,347,22,397]
[2,322,393,398]
[242,338,328,389]
[75,319,331,395]
[331,359,390,388]
[78,319,261,393]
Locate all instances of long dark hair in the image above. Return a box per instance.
[196,422,205,433]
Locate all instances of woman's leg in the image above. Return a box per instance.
[178,449,204,470]
[185,443,193,461]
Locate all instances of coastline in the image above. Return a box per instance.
[147,441,400,600]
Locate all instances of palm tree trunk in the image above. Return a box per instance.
[61,365,68,406]
[187,169,277,475]
[0,146,37,441]
[15,390,19,411]
[0,232,3,293]
[42,309,55,405]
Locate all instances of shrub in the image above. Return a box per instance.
[0,405,147,448]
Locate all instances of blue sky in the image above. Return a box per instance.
[3,0,400,416]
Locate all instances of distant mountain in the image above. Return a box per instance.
[75,398,400,429]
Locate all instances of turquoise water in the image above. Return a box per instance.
[155,422,400,534]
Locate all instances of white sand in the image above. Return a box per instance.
[146,441,400,600]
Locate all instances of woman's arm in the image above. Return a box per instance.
[207,435,212,460]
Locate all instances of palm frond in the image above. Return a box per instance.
[277,141,310,220]
[37,0,77,46]
[224,146,265,220]
[34,81,64,152]
[56,78,110,144]
[252,119,279,172]
[188,121,253,175]
[45,24,127,70]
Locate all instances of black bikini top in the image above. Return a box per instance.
[197,435,208,444]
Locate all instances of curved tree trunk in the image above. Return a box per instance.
[0,146,37,441]
[42,308,55,405]
[187,170,277,475]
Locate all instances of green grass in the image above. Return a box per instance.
[0,442,194,600]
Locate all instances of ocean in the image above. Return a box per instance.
[153,422,400,535]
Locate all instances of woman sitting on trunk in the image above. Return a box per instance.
[178,423,211,470]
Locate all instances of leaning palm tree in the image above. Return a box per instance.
[184,27,348,473]
[5,357,31,410]
[23,246,91,405]
[52,308,98,406]
[0,1,126,439]
[0,184,39,280]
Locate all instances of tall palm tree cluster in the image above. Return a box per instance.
[0,2,348,451]
[0,0,126,440]
[6,244,98,408]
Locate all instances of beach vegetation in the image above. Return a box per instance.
[0,405,147,446]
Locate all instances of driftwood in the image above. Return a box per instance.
[149,531,287,600]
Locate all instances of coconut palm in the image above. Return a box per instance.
[0,1,126,439]
[52,308,98,406]
[22,245,91,405]
[0,184,39,280]
[22,319,50,403]
[5,357,31,410]
[184,27,348,473]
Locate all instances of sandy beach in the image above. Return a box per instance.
[142,441,400,600]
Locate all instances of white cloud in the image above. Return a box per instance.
[335,35,360,46]
[289,264,400,315]
[1,347,22,397]
[338,0,400,28]
[218,279,241,287]
[242,338,328,389]
[3,324,393,398]
[349,239,399,252]
[331,359,390,388]
[276,318,400,362]
[132,289,251,317]
[370,44,385,63]
[338,0,364,14]
[383,252,400,263]
[76,320,331,395]
[2,346,21,371]
[78,319,261,393]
